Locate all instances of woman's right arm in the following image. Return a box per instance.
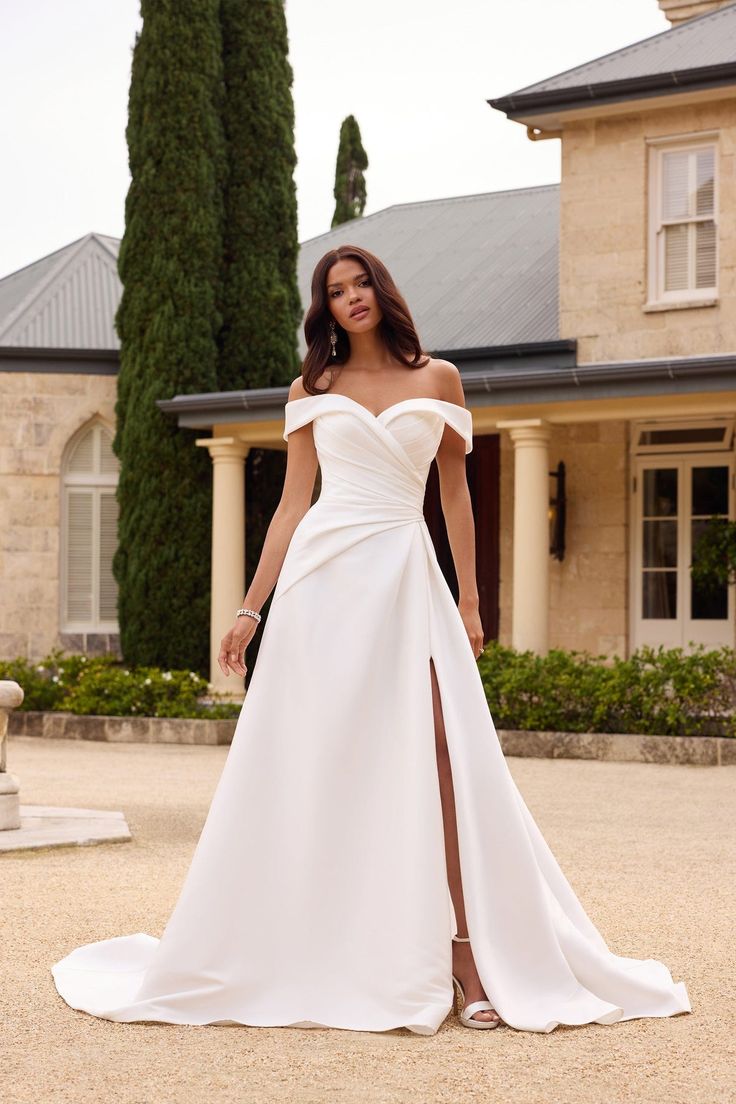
[217,377,317,679]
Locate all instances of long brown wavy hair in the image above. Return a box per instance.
[300,244,431,395]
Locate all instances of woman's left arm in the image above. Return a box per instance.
[433,362,484,659]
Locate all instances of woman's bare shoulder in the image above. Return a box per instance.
[423,357,465,404]
[288,376,309,402]
[288,371,334,402]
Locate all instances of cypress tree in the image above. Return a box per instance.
[331,115,368,228]
[218,0,301,391]
[219,0,301,667]
[113,0,226,674]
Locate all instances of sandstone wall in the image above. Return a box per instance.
[0,371,119,661]
[560,98,736,363]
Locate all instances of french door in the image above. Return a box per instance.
[632,452,734,651]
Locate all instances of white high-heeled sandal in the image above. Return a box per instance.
[452,935,502,1029]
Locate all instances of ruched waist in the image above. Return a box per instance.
[272,493,428,604]
[316,491,425,525]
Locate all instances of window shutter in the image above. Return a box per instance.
[68,432,95,475]
[695,221,716,288]
[66,489,94,622]
[657,142,717,297]
[62,423,120,631]
[99,432,119,475]
[98,491,119,621]
[695,148,715,216]
[662,152,689,220]
[664,224,689,291]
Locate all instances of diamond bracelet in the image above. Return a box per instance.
[236,608,261,623]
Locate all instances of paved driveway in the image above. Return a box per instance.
[2,736,732,1104]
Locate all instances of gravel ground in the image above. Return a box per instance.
[2,736,733,1104]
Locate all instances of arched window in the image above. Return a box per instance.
[60,421,119,631]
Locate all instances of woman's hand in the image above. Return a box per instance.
[458,600,484,660]
[218,616,259,678]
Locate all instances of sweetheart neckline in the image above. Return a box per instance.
[284,393,469,422]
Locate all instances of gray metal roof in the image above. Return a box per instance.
[492,1,736,114]
[297,185,560,352]
[0,233,121,349]
[0,185,561,356]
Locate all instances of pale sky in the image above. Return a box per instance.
[0,0,669,279]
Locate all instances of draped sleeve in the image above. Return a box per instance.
[283,395,473,454]
[439,403,473,454]
[282,398,321,441]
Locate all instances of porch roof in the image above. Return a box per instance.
[156,352,736,430]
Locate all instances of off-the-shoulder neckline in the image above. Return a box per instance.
[285,393,470,421]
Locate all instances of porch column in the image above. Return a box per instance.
[496,418,551,655]
[195,436,250,700]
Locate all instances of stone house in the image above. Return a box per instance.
[1,0,735,698]
[0,234,121,660]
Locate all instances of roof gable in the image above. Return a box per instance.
[0,233,122,350]
[1,187,561,359]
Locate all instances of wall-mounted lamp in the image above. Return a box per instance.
[549,460,566,561]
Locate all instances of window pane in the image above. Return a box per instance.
[695,220,716,288]
[643,520,677,567]
[639,426,725,446]
[691,579,728,619]
[695,147,715,216]
[662,151,690,219]
[643,572,677,619]
[643,468,677,517]
[664,224,689,291]
[691,466,728,516]
[690,522,728,619]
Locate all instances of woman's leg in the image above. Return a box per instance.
[430,657,500,1024]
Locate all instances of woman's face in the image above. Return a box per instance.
[325,257,382,335]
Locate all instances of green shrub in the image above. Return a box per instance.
[477,642,736,737]
[0,649,241,719]
[0,649,109,711]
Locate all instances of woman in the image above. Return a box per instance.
[52,245,691,1035]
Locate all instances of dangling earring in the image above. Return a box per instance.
[329,319,337,357]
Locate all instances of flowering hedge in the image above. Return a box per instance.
[2,643,735,734]
[0,649,241,719]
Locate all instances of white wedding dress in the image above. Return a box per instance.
[51,394,692,1034]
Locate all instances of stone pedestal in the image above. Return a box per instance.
[0,678,133,852]
[0,680,24,830]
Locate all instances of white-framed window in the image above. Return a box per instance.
[629,418,735,653]
[60,420,119,632]
[646,132,718,308]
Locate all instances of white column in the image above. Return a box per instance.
[496,418,552,655]
[195,436,250,700]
